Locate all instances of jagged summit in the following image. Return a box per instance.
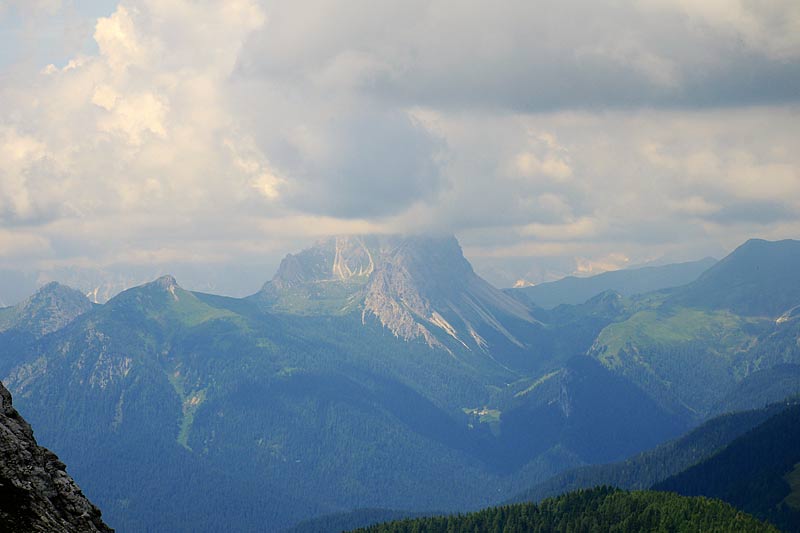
[267,235,384,290]
[150,275,181,298]
[153,274,179,289]
[257,234,538,351]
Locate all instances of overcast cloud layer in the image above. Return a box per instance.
[0,0,799,302]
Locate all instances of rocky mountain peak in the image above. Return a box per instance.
[270,235,382,290]
[0,381,113,532]
[362,235,536,350]
[148,275,181,301]
[153,275,179,290]
[1,282,93,337]
[259,234,538,351]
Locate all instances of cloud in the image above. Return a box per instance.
[0,0,63,17]
[237,0,800,111]
[273,107,444,218]
[641,0,800,60]
[0,0,799,298]
[93,5,149,72]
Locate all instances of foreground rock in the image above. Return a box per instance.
[0,381,113,533]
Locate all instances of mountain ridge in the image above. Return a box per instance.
[509,257,717,309]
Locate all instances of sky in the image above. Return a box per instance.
[0,0,799,302]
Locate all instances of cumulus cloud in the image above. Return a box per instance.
[0,0,799,297]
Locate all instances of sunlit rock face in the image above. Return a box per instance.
[258,234,538,351]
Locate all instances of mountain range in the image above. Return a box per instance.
[1,235,799,531]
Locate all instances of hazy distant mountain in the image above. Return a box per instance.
[508,257,716,309]
[668,238,800,317]
[0,381,113,533]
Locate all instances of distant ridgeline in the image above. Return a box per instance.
[1,236,800,532]
[350,487,778,533]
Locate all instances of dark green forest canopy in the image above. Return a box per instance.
[654,403,800,532]
[352,487,778,533]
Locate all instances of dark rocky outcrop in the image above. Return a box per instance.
[0,381,113,533]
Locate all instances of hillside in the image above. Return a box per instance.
[351,487,777,533]
[0,282,92,337]
[509,400,792,505]
[588,238,800,416]
[0,381,113,533]
[667,239,800,317]
[655,402,800,532]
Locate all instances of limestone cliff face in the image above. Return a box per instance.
[361,235,536,350]
[260,234,538,350]
[0,382,113,533]
[268,235,381,290]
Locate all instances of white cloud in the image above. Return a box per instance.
[641,0,800,60]
[0,127,48,220]
[512,132,573,182]
[94,5,148,72]
[0,0,799,298]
